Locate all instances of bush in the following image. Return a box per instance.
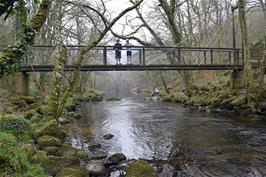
[0,114,30,141]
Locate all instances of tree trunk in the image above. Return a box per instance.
[0,0,51,76]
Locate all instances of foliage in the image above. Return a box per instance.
[0,132,48,177]
[0,113,30,141]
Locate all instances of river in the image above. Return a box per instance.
[69,95,266,177]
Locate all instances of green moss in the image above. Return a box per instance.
[32,119,65,139]
[0,132,48,177]
[107,96,122,101]
[31,150,48,164]
[126,160,158,177]
[74,89,104,102]
[42,156,80,176]
[56,167,87,177]
[37,135,62,148]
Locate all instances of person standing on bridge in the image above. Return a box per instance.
[124,39,133,64]
[114,39,122,65]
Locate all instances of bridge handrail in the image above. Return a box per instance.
[32,45,242,51]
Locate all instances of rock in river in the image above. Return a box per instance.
[103,134,114,140]
[103,153,126,168]
[86,161,106,176]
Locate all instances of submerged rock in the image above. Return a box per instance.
[126,160,158,177]
[86,161,106,176]
[104,153,126,168]
[89,143,102,149]
[103,134,114,140]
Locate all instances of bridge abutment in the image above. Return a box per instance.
[15,72,29,95]
[231,70,245,89]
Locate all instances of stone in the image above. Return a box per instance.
[126,160,158,177]
[103,153,126,168]
[73,113,82,119]
[44,146,61,156]
[37,135,62,147]
[33,119,66,139]
[31,150,48,164]
[56,167,87,177]
[89,143,102,149]
[21,143,36,157]
[58,117,70,125]
[103,134,114,140]
[42,156,80,176]
[86,161,106,176]
[107,97,122,101]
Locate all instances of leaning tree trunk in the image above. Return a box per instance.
[0,0,51,76]
[238,0,264,105]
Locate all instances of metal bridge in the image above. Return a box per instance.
[20,45,244,72]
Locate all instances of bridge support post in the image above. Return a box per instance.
[15,72,29,95]
[231,70,244,89]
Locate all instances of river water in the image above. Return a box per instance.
[70,95,266,177]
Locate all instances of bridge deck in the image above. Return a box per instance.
[20,64,244,72]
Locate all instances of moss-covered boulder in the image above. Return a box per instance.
[43,146,61,156]
[56,167,87,177]
[75,89,104,102]
[42,156,80,176]
[230,95,247,107]
[126,160,158,177]
[161,92,189,103]
[0,132,48,177]
[31,150,48,163]
[21,143,37,157]
[107,96,122,101]
[37,135,62,148]
[21,95,37,104]
[32,119,65,139]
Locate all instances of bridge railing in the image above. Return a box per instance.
[23,46,243,67]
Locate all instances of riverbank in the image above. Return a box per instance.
[160,74,266,119]
[0,90,159,177]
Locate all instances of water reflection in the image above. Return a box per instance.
[73,97,266,176]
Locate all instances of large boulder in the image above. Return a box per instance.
[37,135,62,148]
[126,160,158,177]
[42,156,80,176]
[86,161,106,176]
[33,119,66,139]
[56,167,87,177]
[103,153,126,168]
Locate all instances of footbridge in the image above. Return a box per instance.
[20,45,244,72]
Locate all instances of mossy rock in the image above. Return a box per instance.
[126,160,158,177]
[32,119,65,139]
[56,167,87,177]
[31,150,48,163]
[21,143,37,157]
[42,156,80,176]
[0,132,48,177]
[75,89,104,102]
[107,96,122,101]
[230,95,247,107]
[21,95,37,104]
[24,109,38,119]
[37,135,62,148]
[43,146,61,156]
[161,95,172,102]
